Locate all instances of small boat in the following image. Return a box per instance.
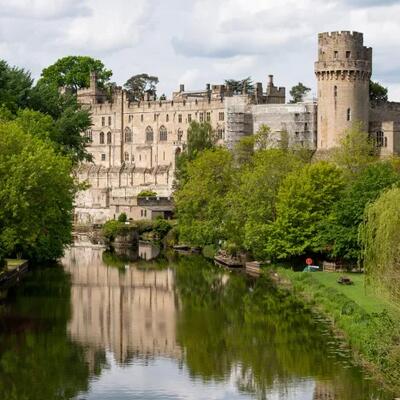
[214,255,243,269]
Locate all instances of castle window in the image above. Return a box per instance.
[206,112,211,122]
[188,114,192,123]
[124,152,129,161]
[199,112,204,122]
[385,137,388,148]
[334,86,338,97]
[101,117,105,126]
[346,51,351,59]
[347,108,352,121]
[154,113,157,122]
[178,114,182,123]
[107,131,112,144]
[159,126,167,141]
[217,128,224,140]
[145,126,154,142]
[177,129,183,141]
[376,131,385,147]
[101,154,106,161]
[163,151,165,161]
[128,115,133,122]
[166,114,169,122]
[334,51,338,59]
[219,112,224,121]
[124,127,132,143]
[99,131,105,144]
[141,114,144,122]
[304,122,308,131]
[108,116,112,126]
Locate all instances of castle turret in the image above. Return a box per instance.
[315,31,372,149]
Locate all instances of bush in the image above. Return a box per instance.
[164,226,179,247]
[102,220,130,241]
[153,218,172,239]
[202,244,217,259]
[118,213,127,223]
[137,190,157,198]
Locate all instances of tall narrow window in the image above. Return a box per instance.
[159,126,167,141]
[199,112,204,122]
[188,114,192,123]
[206,112,211,122]
[346,51,351,59]
[145,126,154,142]
[334,51,338,59]
[141,114,144,122]
[100,131,105,144]
[166,114,169,122]
[108,116,112,126]
[347,108,351,121]
[177,129,183,142]
[334,86,338,98]
[107,131,112,144]
[376,131,384,147]
[124,127,132,143]
[124,152,129,161]
[101,117,105,126]
[219,112,224,121]
[178,114,182,123]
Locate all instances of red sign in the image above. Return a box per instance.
[306,258,313,266]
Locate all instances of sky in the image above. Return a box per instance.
[0,0,399,100]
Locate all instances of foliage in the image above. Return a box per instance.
[101,220,131,241]
[360,187,400,302]
[202,244,218,259]
[152,218,172,239]
[331,122,377,178]
[124,73,159,102]
[326,162,400,261]
[40,56,112,91]
[118,213,128,223]
[267,162,344,259]
[0,60,33,112]
[0,121,75,262]
[224,77,254,94]
[137,190,157,198]
[370,80,388,105]
[289,82,311,103]
[175,148,234,246]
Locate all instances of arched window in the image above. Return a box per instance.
[159,126,167,141]
[107,131,112,144]
[347,108,351,121]
[145,126,154,142]
[376,131,384,147]
[124,152,130,161]
[99,131,105,144]
[124,127,132,143]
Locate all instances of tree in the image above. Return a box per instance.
[124,73,159,102]
[331,122,377,178]
[326,162,400,261]
[40,56,112,92]
[0,60,33,112]
[289,82,311,103]
[225,149,304,257]
[225,77,254,94]
[370,80,388,105]
[175,148,234,246]
[360,187,400,301]
[0,121,75,262]
[267,162,344,259]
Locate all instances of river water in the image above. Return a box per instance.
[0,244,393,399]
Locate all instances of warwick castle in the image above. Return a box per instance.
[75,31,400,224]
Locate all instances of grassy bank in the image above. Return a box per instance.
[276,268,400,394]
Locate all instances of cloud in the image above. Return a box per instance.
[343,0,400,7]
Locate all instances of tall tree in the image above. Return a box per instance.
[225,77,254,94]
[0,60,33,112]
[0,121,76,262]
[289,82,311,103]
[124,73,159,101]
[369,80,388,105]
[40,56,112,92]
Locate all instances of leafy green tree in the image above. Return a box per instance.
[40,56,112,92]
[0,60,33,112]
[332,122,377,178]
[175,148,234,246]
[267,162,344,259]
[225,149,304,257]
[0,121,75,262]
[225,77,254,94]
[124,73,159,101]
[289,82,311,103]
[326,162,400,261]
[118,212,128,223]
[360,187,400,301]
[370,80,388,105]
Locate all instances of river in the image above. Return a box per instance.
[0,244,393,399]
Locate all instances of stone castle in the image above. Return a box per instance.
[75,31,400,224]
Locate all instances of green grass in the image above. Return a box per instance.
[311,272,399,315]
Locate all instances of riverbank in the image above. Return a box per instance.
[275,268,400,395]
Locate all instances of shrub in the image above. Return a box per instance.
[153,218,172,239]
[118,212,127,223]
[137,190,157,198]
[102,220,130,241]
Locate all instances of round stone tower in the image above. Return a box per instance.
[315,31,372,149]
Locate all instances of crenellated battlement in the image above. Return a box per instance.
[318,31,364,42]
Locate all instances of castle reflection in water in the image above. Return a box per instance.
[63,245,182,364]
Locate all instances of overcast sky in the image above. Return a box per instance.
[1,0,399,100]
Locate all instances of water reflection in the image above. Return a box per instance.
[0,247,394,400]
